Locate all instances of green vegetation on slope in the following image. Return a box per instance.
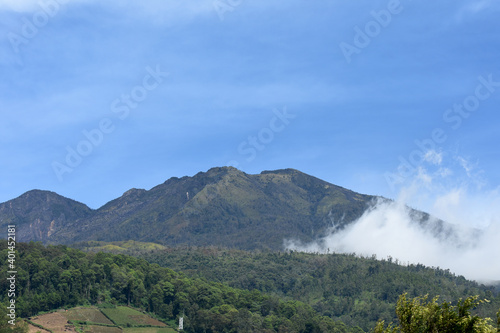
[122,246,500,331]
[75,241,167,255]
[0,241,361,333]
[64,307,115,325]
[100,306,166,327]
[0,167,375,250]
[375,293,500,333]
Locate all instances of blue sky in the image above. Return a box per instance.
[1,0,500,220]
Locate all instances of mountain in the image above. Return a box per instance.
[0,167,375,249]
[0,189,93,242]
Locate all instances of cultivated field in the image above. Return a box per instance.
[83,325,123,333]
[26,306,173,333]
[29,311,77,333]
[123,328,177,333]
[100,307,166,327]
[63,307,114,325]
[27,323,51,333]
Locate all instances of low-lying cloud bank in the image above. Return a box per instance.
[286,153,500,284]
[286,197,500,283]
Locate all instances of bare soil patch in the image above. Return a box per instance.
[27,322,51,333]
[30,312,77,333]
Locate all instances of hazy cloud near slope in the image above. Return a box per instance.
[286,153,500,283]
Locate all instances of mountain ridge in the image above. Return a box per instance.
[0,167,377,249]
[0,167,462,252]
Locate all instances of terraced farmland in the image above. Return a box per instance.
[25,306,175,333]
[100,306,167,327]
[64,307,114,325]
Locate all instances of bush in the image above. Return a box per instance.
[375,293,499,333]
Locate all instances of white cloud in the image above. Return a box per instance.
[457,156,473,177]
[287,151,500,283]
[437,167,452,178]
[114,0,214,25]
[462,0,495,14]
[432,188,463,221]
[455,156,486,189]
[286,195,500,282]
[0,0,214,20]
[424,150,442,165]
[0,0,84,12]
[0,0,43,12]
[416,167,432,185]
[454,0,500,22]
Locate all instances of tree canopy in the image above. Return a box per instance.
[0,241,360,332]
[375,293,499,333]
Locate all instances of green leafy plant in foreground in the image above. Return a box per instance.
[375,293,499,333]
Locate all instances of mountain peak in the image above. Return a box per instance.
[203,166,243,177]
[260,168,300,175]
[10,189,87,207]
[0,189,92,243]
[16,189,60,199]
[208,166,240,173]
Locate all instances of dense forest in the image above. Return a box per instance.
[2,241,499,332]
[75,242,500,331]
[0,241,362,332]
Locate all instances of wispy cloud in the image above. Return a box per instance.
[461,0,496,14]
[454,0,500,22]
[112,0,215,25]
[0,0,86,12]
[424,150,442,165]
[0,0,214,22]
[455,156,486,189]
[0,0,47,12]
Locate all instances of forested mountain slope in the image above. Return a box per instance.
[0,167,375,250]
[0,241,361,333]
[76,243,500,331]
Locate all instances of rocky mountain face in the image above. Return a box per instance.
[0,167,375,250]
[0,189,93,243]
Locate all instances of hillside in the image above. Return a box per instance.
[75,242,500,331]
[0,240,361,333]
[0,167,375,250]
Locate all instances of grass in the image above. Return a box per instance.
[77,240,167,254]
[82,325,123,333]
[123,328,177,333]
[100,307,166,327]
[63,308,114,325]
